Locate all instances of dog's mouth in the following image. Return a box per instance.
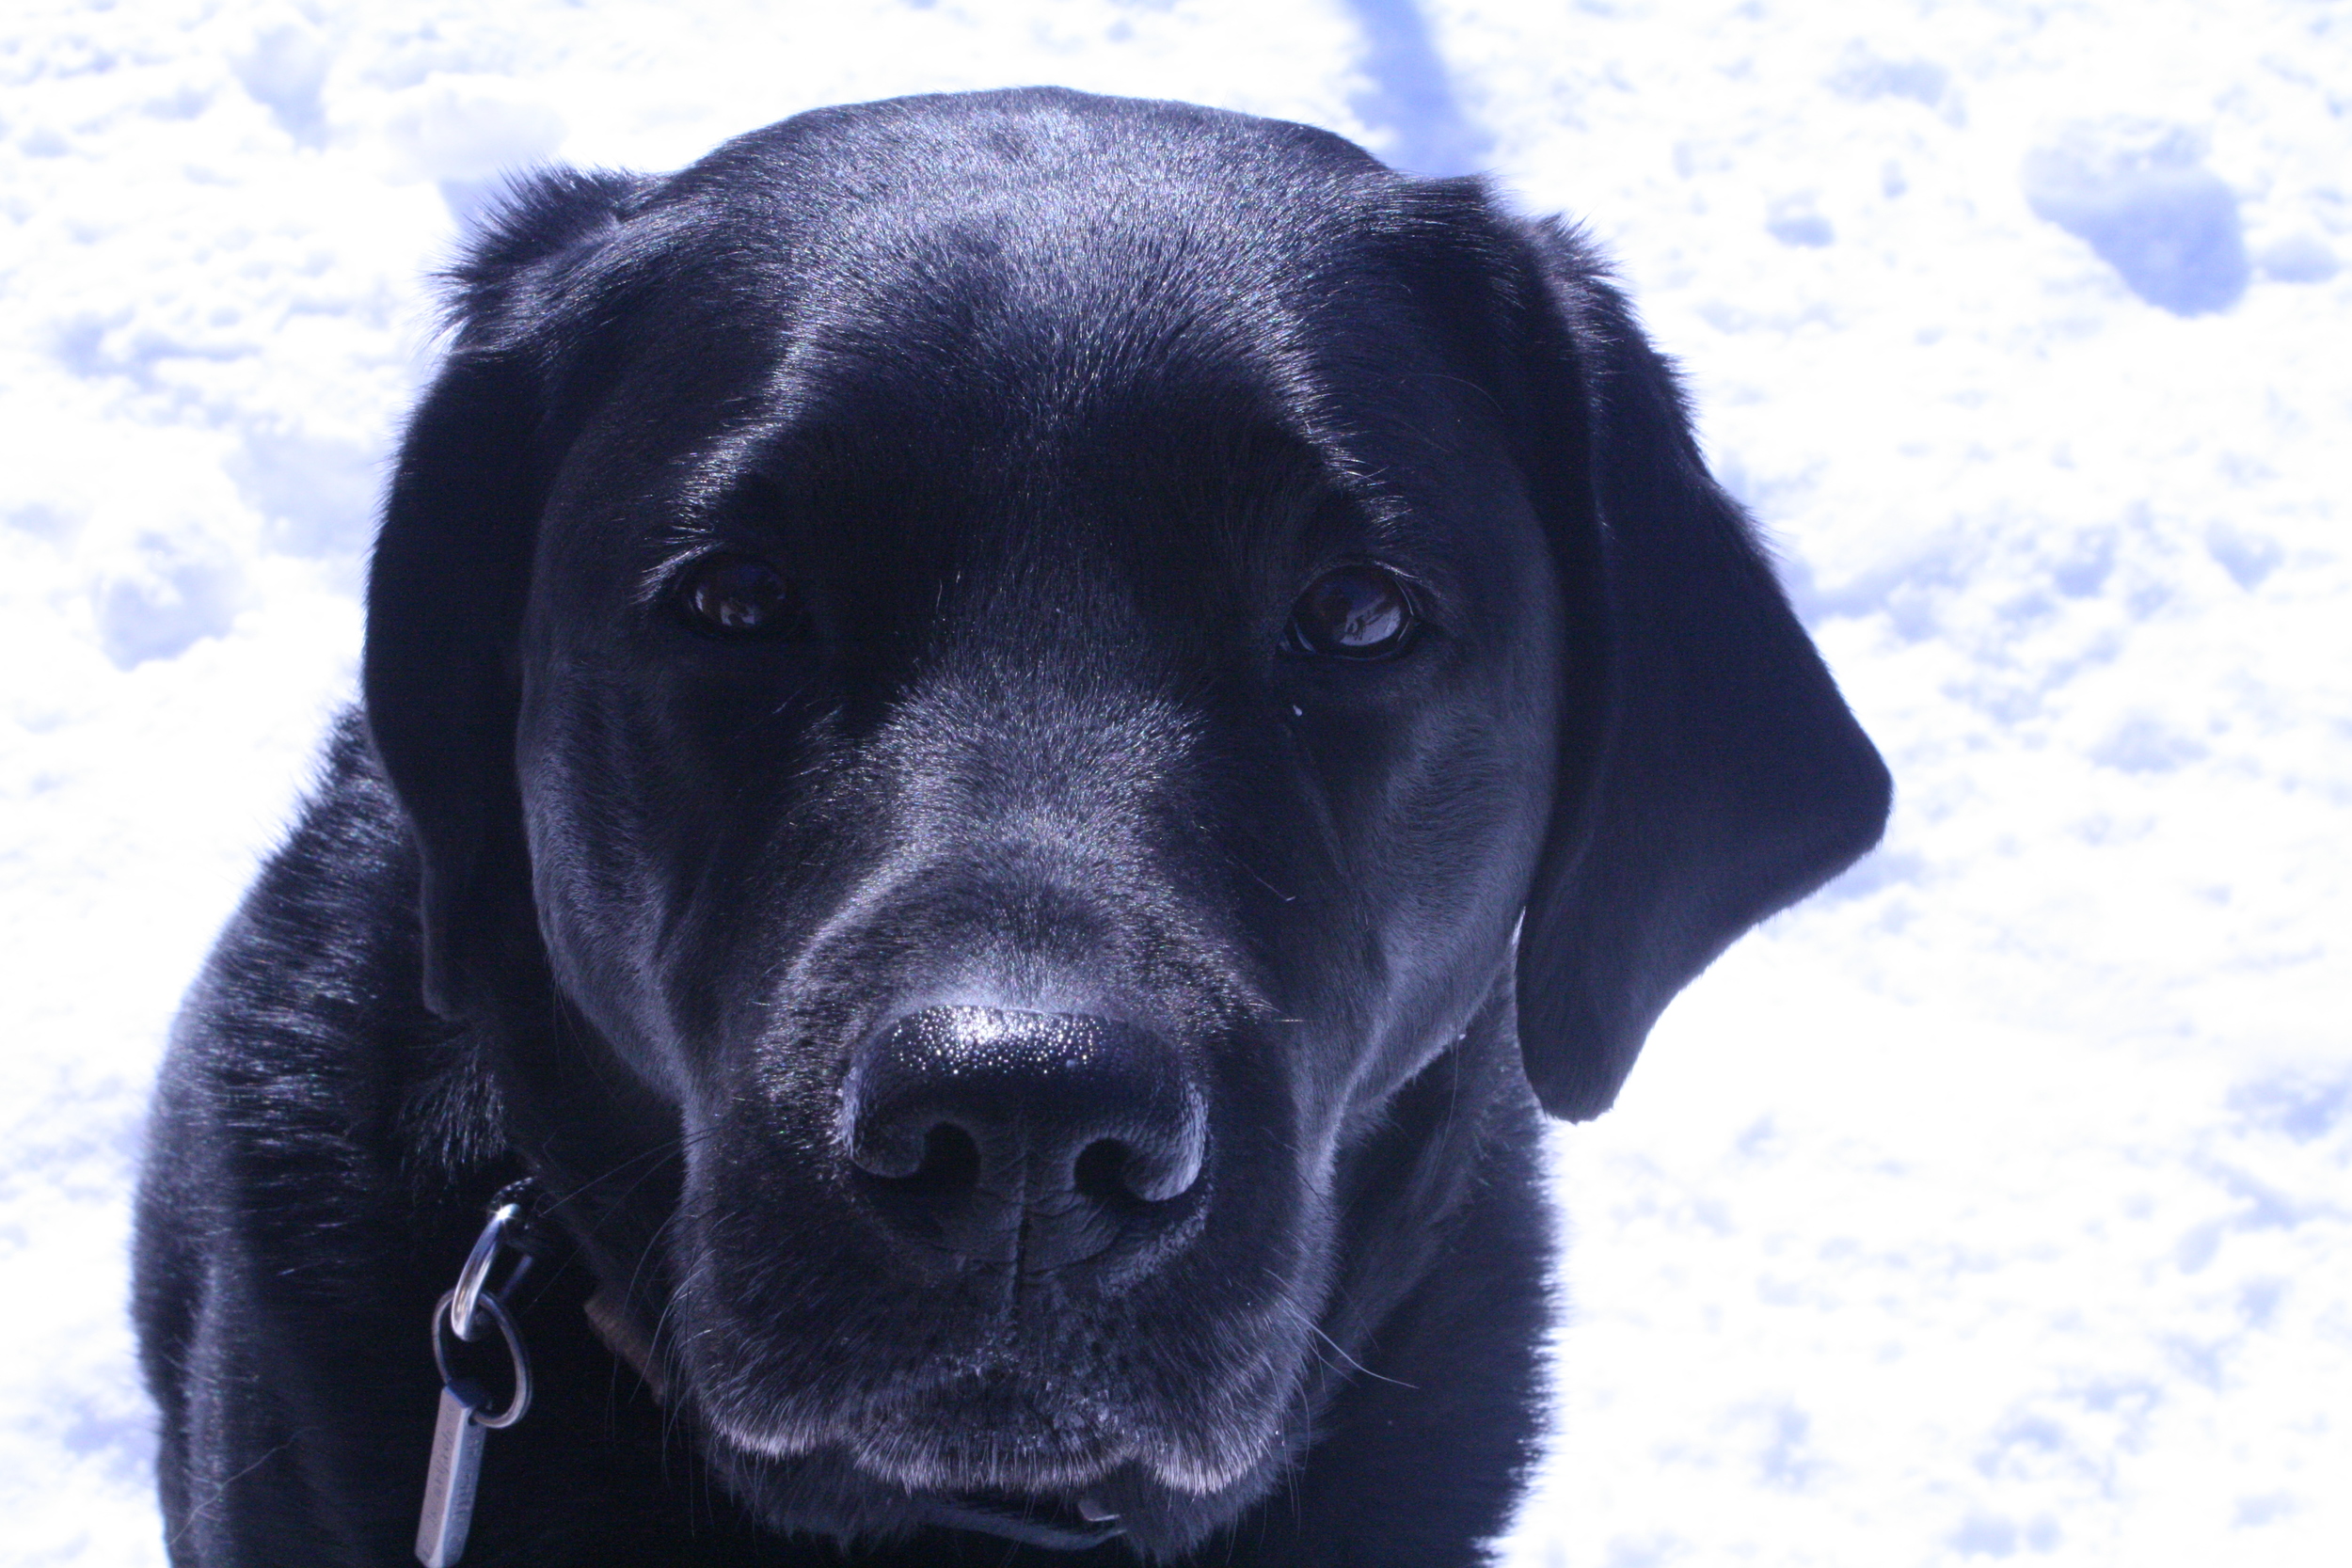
[687,1331,1290,1538]
[703,1370,1271,1498]
[670,1061,1315,1542]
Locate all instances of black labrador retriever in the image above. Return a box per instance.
[135,87,1888,1566]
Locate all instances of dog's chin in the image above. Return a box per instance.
[706,1386,1267,1498]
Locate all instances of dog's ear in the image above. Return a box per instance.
[1506,219,1892,1120]
[363,167,651,1018]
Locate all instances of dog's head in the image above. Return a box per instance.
[365,89,1886,1552]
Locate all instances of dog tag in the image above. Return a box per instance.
[416,1383,487,1567]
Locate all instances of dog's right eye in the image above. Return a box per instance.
[674,552,803,639]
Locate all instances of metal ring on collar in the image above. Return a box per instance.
[432,1289,532,1430]
[451,1201,519,1341]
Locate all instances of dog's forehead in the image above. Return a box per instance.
[672,87,1389,266]
[628,94,1479,483]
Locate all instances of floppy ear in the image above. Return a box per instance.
[1509,221,1892,1120]
[363,168,649,1018]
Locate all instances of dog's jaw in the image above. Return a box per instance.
[687,1292,1298,1498]
[692,1359,1300,1557]
[706,1406,1269,1498]
[674,1195,1320,1550]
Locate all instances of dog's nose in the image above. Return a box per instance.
[840,1006,1207,1270]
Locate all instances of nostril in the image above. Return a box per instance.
[850,1117,984,1186]
[907,1122,980,1195]
[1072,1139,1136,1206]
[1073,1134,1201,1206]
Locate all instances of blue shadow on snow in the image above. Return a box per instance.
[1339,0,1490,178]
[2023,125,2248,317]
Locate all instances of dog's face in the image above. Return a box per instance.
[364,90,1886,1554]
[514,129,1569,1527]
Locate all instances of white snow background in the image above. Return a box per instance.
[4,1,2347,1563]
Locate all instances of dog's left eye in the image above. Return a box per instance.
[1287,564,1418,658]
[674,552,802,638]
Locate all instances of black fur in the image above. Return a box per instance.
[135,88,1888,1566]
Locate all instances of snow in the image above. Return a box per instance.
[3,2,2345,1564]
[2021,122,2249,317]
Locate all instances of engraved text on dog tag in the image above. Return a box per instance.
[415,1383,486,1567]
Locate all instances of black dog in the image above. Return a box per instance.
[135,88,1887,1566]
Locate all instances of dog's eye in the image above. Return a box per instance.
[675,552,801,638]
[1287,564,1417,658]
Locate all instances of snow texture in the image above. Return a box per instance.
[3,3,2346,1565]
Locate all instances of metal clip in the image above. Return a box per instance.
[416,1201,535,1566]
